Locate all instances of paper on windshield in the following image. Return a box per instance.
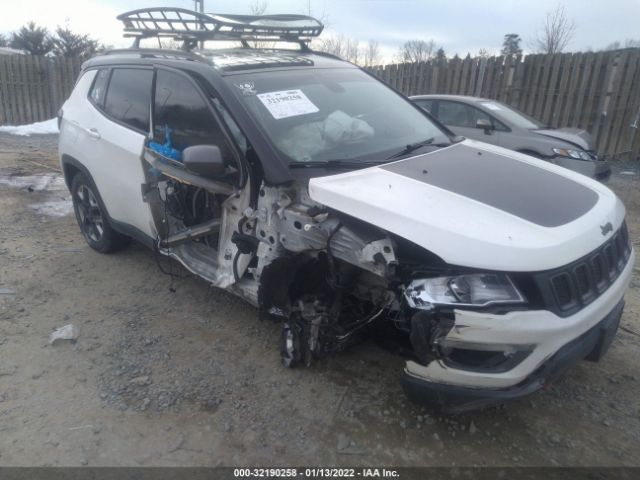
[481,102,502,111]
[257,89,319,119]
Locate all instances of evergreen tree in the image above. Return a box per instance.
[10,22,53,55]
[52,26,100,59]
[501,33,522,55]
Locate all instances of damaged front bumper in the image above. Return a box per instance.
[402,249,634,413]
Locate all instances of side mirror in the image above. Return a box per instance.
[476,118,493,134]
[182,145,225,177]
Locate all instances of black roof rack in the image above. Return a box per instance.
[117,7,324,50]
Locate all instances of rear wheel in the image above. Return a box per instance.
[71,173,129,253]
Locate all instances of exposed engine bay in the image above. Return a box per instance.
[144,152,438,369]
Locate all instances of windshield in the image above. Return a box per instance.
[225,68,450,164]
[479,101,546,129]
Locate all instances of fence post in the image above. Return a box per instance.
[474,58,487,97]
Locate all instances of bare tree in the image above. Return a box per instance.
[363,40,380,67]
[316,34,362,64]
[605,38,640,50]
[316,34,346,58]
[159,38,183,49]
[346,38,360,64]
[477,47,495,58]
[532,4,576,54]
[304,0,330,27]
[247,0,276,48]
[398,39,436,63]
[249,0,268,16]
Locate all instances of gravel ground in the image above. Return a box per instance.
[0,132,639,467]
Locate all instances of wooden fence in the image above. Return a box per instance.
[0,55,81,126]
[1,51,639,159]
[368,50,640,159]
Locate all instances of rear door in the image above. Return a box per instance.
[84,67,156,238]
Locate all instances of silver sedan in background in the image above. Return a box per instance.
[411,94,611,182]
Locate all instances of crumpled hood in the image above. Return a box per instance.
[308,140,624,272]
[534,127,594,150]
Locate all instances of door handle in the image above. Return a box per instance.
[66,120,100,139]
[87,128,101,139]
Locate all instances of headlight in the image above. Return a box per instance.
[552,147,591,161]
[404,274,526,308]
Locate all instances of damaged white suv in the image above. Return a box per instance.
[58,8,634,412]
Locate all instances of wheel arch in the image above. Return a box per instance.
[61,154,93,189]
[257,254,329,322]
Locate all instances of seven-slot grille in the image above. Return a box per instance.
[535,221,632,317]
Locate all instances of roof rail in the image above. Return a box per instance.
[117,7,324,50]
[100,48,210,63]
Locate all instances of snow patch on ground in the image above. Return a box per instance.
[0,118,59,136]
[29,199,73,217]
[0,172,72,217]
[0,173,65,191]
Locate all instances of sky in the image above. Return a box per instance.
[1,0,639,62]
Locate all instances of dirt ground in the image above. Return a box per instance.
[0,132,639,467]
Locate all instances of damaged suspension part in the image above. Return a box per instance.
[281,295,330,367]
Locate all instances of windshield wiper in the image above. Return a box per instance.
[288,159,389,169]
[385,138,437,160]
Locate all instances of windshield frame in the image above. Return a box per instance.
[222,65,456,174]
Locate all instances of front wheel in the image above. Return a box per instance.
[71,173,129,253]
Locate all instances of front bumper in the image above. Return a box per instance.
[402,298,624,413]
[554,156,611,182]
[402,248,634,412]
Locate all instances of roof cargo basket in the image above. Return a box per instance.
[117,7,324,50]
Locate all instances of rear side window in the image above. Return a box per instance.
[415,99,434,113]
[89,69,110,107]
[437,101,492,129]
[103,68,153,132]
[153,69,231,158]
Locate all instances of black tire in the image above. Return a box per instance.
[70,172,130,253]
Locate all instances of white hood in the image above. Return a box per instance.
[308,140,625,272]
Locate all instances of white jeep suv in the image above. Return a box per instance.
[58,8,634,412]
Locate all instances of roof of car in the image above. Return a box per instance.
[410,94,494,103]
[83,47,352,74]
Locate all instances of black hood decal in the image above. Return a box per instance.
[382,144,598,228]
